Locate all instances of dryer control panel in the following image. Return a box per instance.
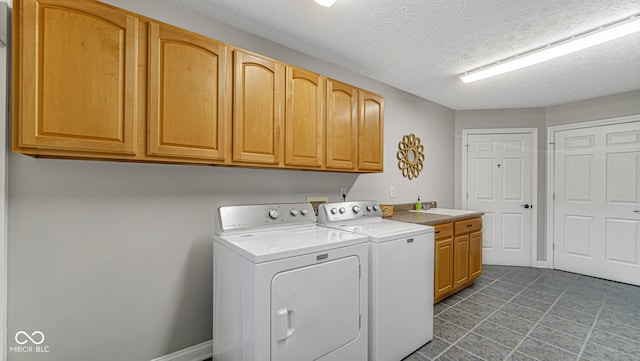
[318,201,383,224]
[216,202,316,235]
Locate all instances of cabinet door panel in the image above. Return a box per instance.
[434,237,454,301]
[233,50,284,164]
[469,231,483,279]
[285,67,324,167]
[148,22,228,160]
[326,79,357,170]
[17,0,137,154]
[358,91,384,171]
[453,235,470,289]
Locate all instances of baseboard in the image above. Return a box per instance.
[150,340,213,361]
[536,260,549,269]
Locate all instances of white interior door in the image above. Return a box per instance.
[465,132,535,266]
[270,256,361,361]
[553,121,640,286]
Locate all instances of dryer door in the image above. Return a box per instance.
[271,255,361,361]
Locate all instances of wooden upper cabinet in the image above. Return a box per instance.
[147,22,229,161]
[284,67,325,168]
[233,50,285,165]
[14,0,138,154]
[358,91,384,171]
[326,79,358,170]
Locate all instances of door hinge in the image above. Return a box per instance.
[553,193,556,200]
[466,192,469,200]
[552,243,555,251]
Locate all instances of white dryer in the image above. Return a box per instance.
[213,202,368,361]
[318,201,434,361]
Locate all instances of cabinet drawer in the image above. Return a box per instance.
[434,223,453,240]
[454,217,482,234]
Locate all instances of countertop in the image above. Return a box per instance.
[388,210,484,226]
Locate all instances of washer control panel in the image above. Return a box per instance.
[216,202,316,235]
[318,201,383,224]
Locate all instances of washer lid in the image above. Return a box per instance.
[213,224,367,263]
[327,219,434,243]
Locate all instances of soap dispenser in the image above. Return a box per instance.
[415,196,423,211]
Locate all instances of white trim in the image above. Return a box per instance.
[462,128,539,267]
[536,260,550,269]
[546,114,640,271]
[149,340,213,361]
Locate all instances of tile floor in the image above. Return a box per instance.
[404,265,640,361]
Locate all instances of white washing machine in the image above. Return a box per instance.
[213,202,369,361]
[318,201,434,361]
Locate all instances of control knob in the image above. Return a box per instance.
[290,209,299,216]
[339,207,346,214]
[372,205,379,211]
[330,208,338,215]
[366,205,372,212]
[353,205,361,213]
[268,208,279,219]
[300,209,309,216]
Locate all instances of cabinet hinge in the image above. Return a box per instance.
[466,192,469,200]
[553,193,556,201]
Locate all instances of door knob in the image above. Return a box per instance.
[521,204,532,209]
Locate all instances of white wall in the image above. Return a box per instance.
[546,89,640,127]
[6,1,455,360]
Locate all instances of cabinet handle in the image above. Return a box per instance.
[467,224,473,227]
[435,230,441,234]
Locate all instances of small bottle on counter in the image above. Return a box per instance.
[415,196,422,210]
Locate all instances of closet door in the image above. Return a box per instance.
[553,121,640,286]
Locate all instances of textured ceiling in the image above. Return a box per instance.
[171,0,640,110]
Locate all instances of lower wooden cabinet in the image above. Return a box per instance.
[453,234,470,289]
[469,230,483,279]
[434,237,454,301]
[434,217,483,303]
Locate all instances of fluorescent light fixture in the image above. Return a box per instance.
[460,14,640,83]
[314,0,337,7]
